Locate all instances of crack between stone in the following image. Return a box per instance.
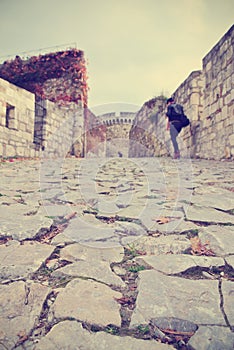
[218,278,233,332]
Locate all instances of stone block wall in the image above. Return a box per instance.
[84,109,107,157]
[38,98,84,158]
[0,78,85,159]
[96,112,135,157]
[129,25,234,160]
[172,71,204,158]
[200,25,234,159]
[0,49,87,159]
[129,97,170,157]
[106,123,132,157]
[0,78,39,158]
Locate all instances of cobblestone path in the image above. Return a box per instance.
[0,157,233,349]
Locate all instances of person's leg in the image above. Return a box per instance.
[170,123,180,157]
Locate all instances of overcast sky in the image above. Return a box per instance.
[0,0,233,113]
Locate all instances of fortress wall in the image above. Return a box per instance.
[84,109,107,157]
[106,123,132,157]
[38,98,84,158]
[129,25,234,160]
[0,26,233,160]
[0,78,84,159]
[129,97,170,158]
[0,78,39,158]
[200,25,234,159]
[0,49,87,159]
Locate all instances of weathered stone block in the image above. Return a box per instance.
[5,144,15,157]
[229,134,234,146]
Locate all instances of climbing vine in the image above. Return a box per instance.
[0,49,88,107]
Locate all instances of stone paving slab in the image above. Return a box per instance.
[130,270,225,326]
[0,281,50,349]
[133,235,191,255]
[0,205,53,240]
[0,157,233,349]
[35,320,172,350]
[190,192,234,211]
[188,325,234,350]
[51,259,126,288]
[0,241,54,282]
[49,278,122,327]
[61,215,146,247]
[137,254,225,274]
[59,242,124,263]
[184,204,234,224]
[222,281,234,325]
[226,255,234,269]
[199,225,234,256]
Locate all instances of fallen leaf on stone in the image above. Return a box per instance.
[37,224,65,243]
[114,296,134,305]
[16,330,28,346]
[129,286,137,291]
[0,236,12,245]
[190,236,215,256]
[64,211,77,220]
[155,217,171,224]
[224,187,234,192]
[161,328,195,336]
[166,194,177,200]
[99,216,116,224]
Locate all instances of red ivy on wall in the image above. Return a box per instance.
[0,49,88,107]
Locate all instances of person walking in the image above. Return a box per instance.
[166,97,185,159]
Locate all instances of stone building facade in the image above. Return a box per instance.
[0,77,37,158]
[0,77,85,158]
[129,25,234,160]
[84,109,107,157]
[0,49,87,159]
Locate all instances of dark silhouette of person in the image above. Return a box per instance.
[166,97,184,159]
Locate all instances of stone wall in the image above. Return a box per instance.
[97,112,135,157]
[0,49,87,159]
[0,26,233,161]
[84,109,107,157]
[84,112,135,157]
[0,49,88,107]
[106,123,132,157]
[0,78,84,159]
[129,97,169,157]
[37,98,84,158]
[200,25,234,159]
[0,78,39,158]
[99,112,136,126]
[129,25,234,160]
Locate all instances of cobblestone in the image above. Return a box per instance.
[0,157,233,349]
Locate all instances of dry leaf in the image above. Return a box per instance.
[155,217,171,224]
[16,330,28,346]
[114,296,134,305]
[190,236,215,256]
[64,212,77,220]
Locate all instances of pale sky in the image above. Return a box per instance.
[0,0,233,113]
